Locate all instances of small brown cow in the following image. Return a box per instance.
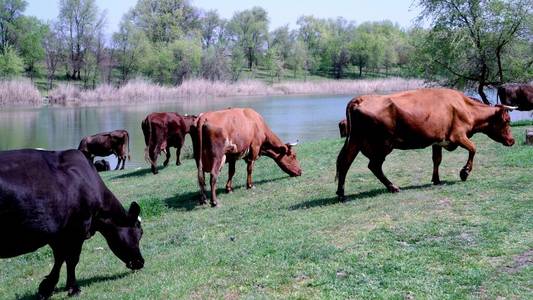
[78,129,130,170]
[497,84,533,111]
[193,108,302,207]
[141,112,197,174]
[336,88,516,201]
[339,119,347,137]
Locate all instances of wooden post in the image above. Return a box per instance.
[526,129,533,145]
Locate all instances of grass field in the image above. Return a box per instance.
[0,126,532,299]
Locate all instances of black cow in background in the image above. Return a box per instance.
[0,149,144,299]
[497,84,533,111]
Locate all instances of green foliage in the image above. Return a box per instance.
[16,16,46,78]
[130,0,200,44]
[0,45,23,77]
[415,0,533,102]
[0,0,27,52]
[228,7,269,70]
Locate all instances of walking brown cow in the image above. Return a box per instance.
[336,88,516,201]
[141,112,197,174]
[78,129,130,170]
[192,108,302,207]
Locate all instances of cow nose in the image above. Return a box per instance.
[127,258,144,270]
[508,139,515,146]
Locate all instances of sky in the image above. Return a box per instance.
[26,0,421,34]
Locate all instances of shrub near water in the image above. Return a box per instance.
[46,78,426,106]
[0,79,42,107]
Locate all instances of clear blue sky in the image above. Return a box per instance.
[26,0,420,34]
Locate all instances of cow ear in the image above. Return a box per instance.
[128,202,141,220]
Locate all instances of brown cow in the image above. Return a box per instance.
[78,129,130,170]
[141,112,197,174]
[193,108,302,207]
[339,119,348,137]
[336,88,515,201]
[497,84,533,111]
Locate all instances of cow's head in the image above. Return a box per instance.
[485,105,515,146]
[99,202,145,270]
[273,142,302,177]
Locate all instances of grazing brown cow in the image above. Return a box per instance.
[141,112,197,174]
[193,108,302,207]
[497,84,533,111]
[78,130,130,170]
[339,119,348,137]
[336,88,515,201]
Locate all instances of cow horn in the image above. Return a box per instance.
[288,140,299,146]
[138,216,142,222]
[502,105,518,111]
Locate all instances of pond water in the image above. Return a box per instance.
[0,93,531,169]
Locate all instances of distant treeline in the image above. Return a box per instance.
[0,0,531,102]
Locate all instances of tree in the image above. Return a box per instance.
[0,45,23,76]
[0,0,26,53]
[113,13,151,83]
[42,22,64,89]
[228,7,269,70]
[130,0,200,44]
[416,0,533,103]
[17,16,46,80]
[200,9,225,49]
[58,0,101,80]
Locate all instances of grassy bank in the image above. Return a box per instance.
[0,126,531,299]
[1,77,425,107]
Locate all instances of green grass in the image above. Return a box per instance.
[1,126,532,299]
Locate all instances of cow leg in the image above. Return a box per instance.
[115,156,121,170]
[210,173,219,207]
[38,244,65,299]
[368,157,400,193]
[163,147,171,167]
[65,239,84,296]
[336,140,359,202]
[457,137,476,181]
[175,135,184,166]
[120,155,126,170]
[148,144,159,174]
[246,160,255,189]
[198,169,208,205]
[432,145,443,185]
[226,159,236,193]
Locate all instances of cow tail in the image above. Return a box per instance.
[143,118,154,166]
[126,131,131,161]
[336,99,356,182]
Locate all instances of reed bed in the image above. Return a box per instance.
[0,79,42,107]
[47,78,426,106]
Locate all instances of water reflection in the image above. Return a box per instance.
[0,94,531,169]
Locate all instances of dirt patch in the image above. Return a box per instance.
[438,198,452,208]
[503,249,533,274]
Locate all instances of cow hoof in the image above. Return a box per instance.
[338,195,347,202]
[226,188,233,194]
[176,162,181,166]
[211,202,220,208]
[432,179,442,185]
[460,169,469,181]
[67,286,81,297]
[163,161,169,167]
[387,185,401,193]
[247,185,256,190]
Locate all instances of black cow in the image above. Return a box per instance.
[497,84,533,111]
[94,159,111,172]
[0,149,144,299]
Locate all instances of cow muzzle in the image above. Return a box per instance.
[127,258,145,270]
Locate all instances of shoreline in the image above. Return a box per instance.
[0,77,425,109]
